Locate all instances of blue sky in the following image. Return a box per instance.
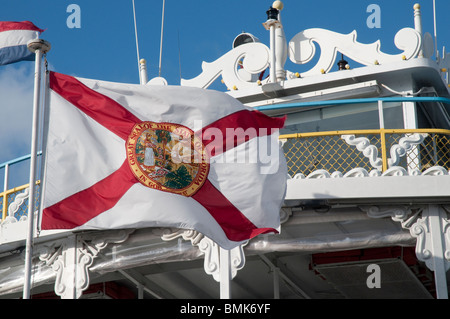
[1,0,449,187]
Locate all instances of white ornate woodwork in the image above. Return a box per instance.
[418,166,449,176]
[181,42,270,90]
[158,227,204,246]
[198,237,220,278]
[341,132,428,172]
[7,187,30,220]
[388,133,427,168]
[198,237,247,282]
[381,166,408,176]
[409,208,450,271]
[37,230,133,299]
[304,169,331,179]
[288,27,421,77]
[160,228,247,282]
[361,205,417,227]
[341,135,383,170]
[181,23,422,91]
[362,204,450,298]
[0,187,30,225]
[341,167,370,178]
[291,165,450,180]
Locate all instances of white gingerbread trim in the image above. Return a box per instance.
[0,187,30,225]
[341,135,383,170]
[388,133,428,167]
[289,27,421,77]
[362,203,450,297]
[38,230,133,299]
[160,228,247,283]
[181,42,270,91]
[289,165,450,180]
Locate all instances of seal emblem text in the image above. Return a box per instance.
[126,122,209,197]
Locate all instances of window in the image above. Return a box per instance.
[281,102,403,134]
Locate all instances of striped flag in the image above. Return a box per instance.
[0,21,44,66]
[41,72,287,249]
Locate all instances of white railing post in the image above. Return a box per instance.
[219,247,232,299]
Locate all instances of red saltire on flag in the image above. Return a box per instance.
[0,21,44,66]
[41,72,287,249]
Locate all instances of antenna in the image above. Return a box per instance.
[132,0,141,78]
[178,29,182,83]
[159,0,166,77]
[433,0,438,60]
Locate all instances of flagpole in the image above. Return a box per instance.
[23,38,51,299]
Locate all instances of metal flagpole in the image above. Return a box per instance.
[23,38,51,299]
[36,61,51,235]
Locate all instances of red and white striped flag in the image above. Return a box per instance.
[41,72,287,249]
[0,21,43,65]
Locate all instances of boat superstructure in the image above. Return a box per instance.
[0,2,449,299]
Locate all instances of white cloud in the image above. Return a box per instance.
[0,64,35,164]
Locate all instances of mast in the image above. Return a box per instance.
[132,0,148,85]
[433,0,438,60]
[158,0,166,77]
[23,38,51,299]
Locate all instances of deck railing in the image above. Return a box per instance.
[0,153,41,221]
[258,96,450,178]
[0,183,40,221]
[281,128,450,178]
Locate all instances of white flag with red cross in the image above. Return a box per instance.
[41,72,287,249]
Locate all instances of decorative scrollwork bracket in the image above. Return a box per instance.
[160,228,247,282]
[38,229,133,299]
[362,204,450,297]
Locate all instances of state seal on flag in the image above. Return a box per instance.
[126,121,209,197]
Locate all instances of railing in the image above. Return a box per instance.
[0,153,41,221]
[281,129,450,178]
[0,183,40,221]
[259,96,450,178]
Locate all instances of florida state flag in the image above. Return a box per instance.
[41,72,287,249]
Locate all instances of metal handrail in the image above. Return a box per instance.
[0,182,40,220]
[281,128,450,177]
[280,128,450,139]
[255,96,450,112]
[1,152,41,221]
